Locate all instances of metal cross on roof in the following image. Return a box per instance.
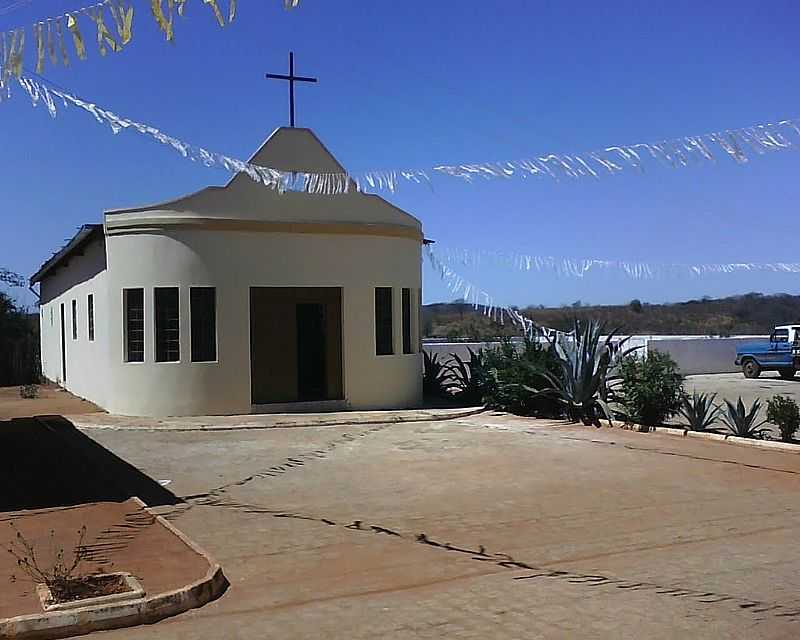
[265,51,318,127]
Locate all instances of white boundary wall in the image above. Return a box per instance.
[423,335,768,376]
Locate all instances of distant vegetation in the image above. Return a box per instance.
[423,292,800,339]
[0,291,40,386]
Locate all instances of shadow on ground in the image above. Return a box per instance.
[0,415,180,511]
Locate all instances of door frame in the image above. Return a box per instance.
[248,286,344,405]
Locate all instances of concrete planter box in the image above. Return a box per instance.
[36,573,144,612]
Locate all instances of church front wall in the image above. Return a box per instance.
[102,228,422,416]
[38,238,111,409]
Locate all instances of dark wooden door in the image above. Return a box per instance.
[250,288,342,405]
[296,303,326,400]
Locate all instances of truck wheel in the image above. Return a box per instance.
[779,368,796,380]
[742,360,761,379]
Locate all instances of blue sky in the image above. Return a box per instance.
[2,0,799,309]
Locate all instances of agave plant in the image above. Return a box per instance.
[423,351,452,398]
[446,348,487,406]
[720,397,769,439]
[678,391,720,431]
[527,319,637,425]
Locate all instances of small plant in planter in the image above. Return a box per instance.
[766,395,800,443]
[678,391,720,432]
[720,397,770,439]
[7,523,143,610]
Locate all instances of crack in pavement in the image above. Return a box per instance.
[179,422,396,507]
[165,497,800,623]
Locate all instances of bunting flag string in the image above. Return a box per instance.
[12,73,334,193]
[348,116,800,194]
[424,244,535,336]
[6,71,800,200]
[433,245,800,282]
[0,0,300,81]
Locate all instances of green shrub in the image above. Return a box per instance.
[481,337,564,418]
[447,348,488,406]
[678,391,720,431]
[766,395,800,443]
[423,351,451,398]
[533,319,639,425]
[618,350,683,426]
[721,397,769,439]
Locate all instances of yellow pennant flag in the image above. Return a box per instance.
[56,18,70,67]
[35,23,46,73]
[203,0,226,27]
[66,13,87,60]
[108,0,134,45]
[9,29,25,78]
[85,6,121,55]
[47,20,58,65]
[150,0,174,41]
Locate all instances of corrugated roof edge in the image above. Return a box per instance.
[30,224,104,286]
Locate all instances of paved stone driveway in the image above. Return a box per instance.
[686,372,800,409]
[81,412,800,639]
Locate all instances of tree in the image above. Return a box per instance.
[0,291,40,386]
[628,299,643,313]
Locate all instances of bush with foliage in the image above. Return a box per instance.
[447,348,489,406]
[546,320,637,424]
[721,397,769,439]
[423,351,452,398]
[480,337,564,417]
[0,291,40,386]
[766,395,800,443]
[617,350,684,426]
[677,391,720,431]
[531,319,638,425]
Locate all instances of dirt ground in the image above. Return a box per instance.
[0,384,101,420]
[48,412,800,639]
[0,499,211,619]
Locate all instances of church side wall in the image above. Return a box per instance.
[103,229,422,417]
[38,238,110,408]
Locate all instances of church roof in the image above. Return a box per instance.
[30,224,103,285]
[104,128,422,239]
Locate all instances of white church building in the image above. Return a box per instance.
[32,128,424,417]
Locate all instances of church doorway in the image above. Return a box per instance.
[250,287,343,405]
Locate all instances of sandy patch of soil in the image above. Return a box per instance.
[0,384,101,420]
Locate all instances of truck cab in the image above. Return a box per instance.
[735,325,800,379]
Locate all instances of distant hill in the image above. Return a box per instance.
[422,292,800,339]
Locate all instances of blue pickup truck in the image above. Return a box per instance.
[735,325,800,379]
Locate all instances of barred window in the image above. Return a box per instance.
[71,300,77,340]
[375,287,394,356]
[124,288,144,363]
[402,288,413,354]
[155,287,180,362]
[191,287,217,362]
[87,294,95,341]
